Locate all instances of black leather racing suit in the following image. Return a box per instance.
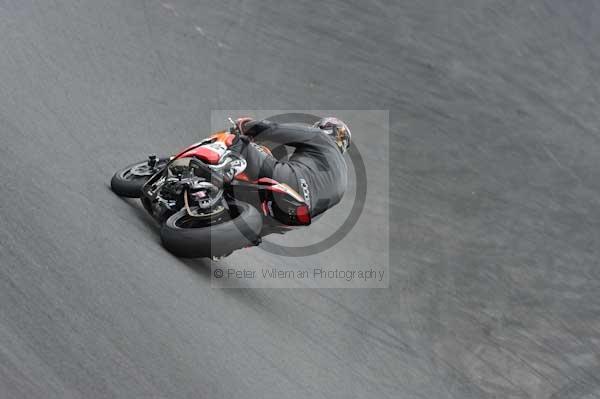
[235,120,348,219]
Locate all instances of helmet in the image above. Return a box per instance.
[313,117,351,153]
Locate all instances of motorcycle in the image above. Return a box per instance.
[110,122,310,259]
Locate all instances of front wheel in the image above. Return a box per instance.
[160,200,263,258]
[110,157,167,198]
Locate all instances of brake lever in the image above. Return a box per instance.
[227,117,240,135]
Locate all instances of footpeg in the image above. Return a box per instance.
[148,154,158,168]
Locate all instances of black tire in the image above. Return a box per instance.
[160,200,263,258]
[110,159,165,198]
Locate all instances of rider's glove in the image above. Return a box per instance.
[235,117,254,135]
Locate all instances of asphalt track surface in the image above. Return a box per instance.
[1,1,600,398]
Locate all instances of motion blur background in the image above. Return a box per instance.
[1,1,599,398]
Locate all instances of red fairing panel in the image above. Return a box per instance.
[177,146,221,164]
[173,132,236,165]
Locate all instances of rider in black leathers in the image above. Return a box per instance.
[230,117,351,221]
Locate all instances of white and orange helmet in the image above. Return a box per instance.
[313,117,351,154]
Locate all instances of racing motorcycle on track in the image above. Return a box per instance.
[110,121,310,259]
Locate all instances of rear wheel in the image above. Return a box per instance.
[160,200,262,258]
[110,158,167,198]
